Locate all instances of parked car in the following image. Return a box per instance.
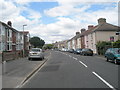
[61,48,68,52]
[105,48,120,64]
[74,48,82,54]
[28,48,44,60]
[81,48,93,56]
[69,49,74,53]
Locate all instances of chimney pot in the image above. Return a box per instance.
[76,32,80,35]
[81,28,86,33]
[88,25,94,30]
[7,21,12,27]
[98,18,106,25]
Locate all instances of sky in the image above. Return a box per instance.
[0,0,120,44]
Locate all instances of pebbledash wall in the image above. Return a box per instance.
[0,22,6,52]
[55,18,120,54]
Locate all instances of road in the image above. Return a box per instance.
[21,50,119,89]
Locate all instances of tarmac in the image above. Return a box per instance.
[2,50,51,88]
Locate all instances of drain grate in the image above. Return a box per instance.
[40,65,60,72]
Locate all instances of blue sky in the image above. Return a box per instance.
[20,2,118,25]
[1,0,119,43]
[21,2,59,24]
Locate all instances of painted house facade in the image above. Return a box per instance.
[84,18,120,53]
[66,18,120,54]
[54,18,120,54]
[0,21,13,52]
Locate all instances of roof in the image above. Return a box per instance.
[77,22,120,37]
[0,21,19,32]
[92,23,120,32]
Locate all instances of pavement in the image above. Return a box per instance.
[2,50,51,88]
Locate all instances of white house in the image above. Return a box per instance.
[0,21,12,52]
[84,18,120,54]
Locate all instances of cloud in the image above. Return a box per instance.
[0,0,42,30]
[0,0,119,44]
[44,4,91,17]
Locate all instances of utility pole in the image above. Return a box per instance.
[23,24,27,57]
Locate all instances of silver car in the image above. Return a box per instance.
[28,48,44,60]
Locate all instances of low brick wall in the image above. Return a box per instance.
[2,50,29,62]
[2,51,23,62]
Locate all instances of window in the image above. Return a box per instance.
[7,42,12,51]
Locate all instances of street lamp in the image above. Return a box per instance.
[23,24,27,57]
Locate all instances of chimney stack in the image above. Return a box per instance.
[7,21,12,27]
[81,28,86,33]
[76,32,80,35]
[88,25,94,30]
[98,18,106,25]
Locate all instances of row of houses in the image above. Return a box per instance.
[54,18,120,54]
[0,21,30,57]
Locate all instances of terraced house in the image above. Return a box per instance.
[56,18,120,54]
[0,21,30,56]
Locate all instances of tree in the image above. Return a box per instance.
[43,44,54,50]
[30,36,45,48]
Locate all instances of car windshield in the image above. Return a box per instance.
[31,49,41,52]
[84,49,91,51]
[77,49,82,50]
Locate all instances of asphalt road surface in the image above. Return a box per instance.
[22,50,119,89]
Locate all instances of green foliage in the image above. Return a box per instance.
[43,44,54,50]
[113,40,120,48]
[96,40,120,55]
[30,36,45,48]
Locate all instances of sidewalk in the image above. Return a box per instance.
[2,51,50,88]
[94,54,106,60]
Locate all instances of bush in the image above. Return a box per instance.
[96,40,120,55]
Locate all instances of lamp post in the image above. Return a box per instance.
[23,24,27,57]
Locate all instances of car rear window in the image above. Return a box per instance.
[31,49,41,52]
[112,48,120,54]
[116,49,120,54]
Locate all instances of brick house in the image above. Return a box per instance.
[0,21,30,55]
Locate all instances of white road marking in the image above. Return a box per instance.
[79,61,88,67]
[92,72,116,90]
[69,55,72,58]
[73,57,77,60]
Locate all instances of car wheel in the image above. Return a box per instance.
[114,59,118,65]
[106,58,109,62]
